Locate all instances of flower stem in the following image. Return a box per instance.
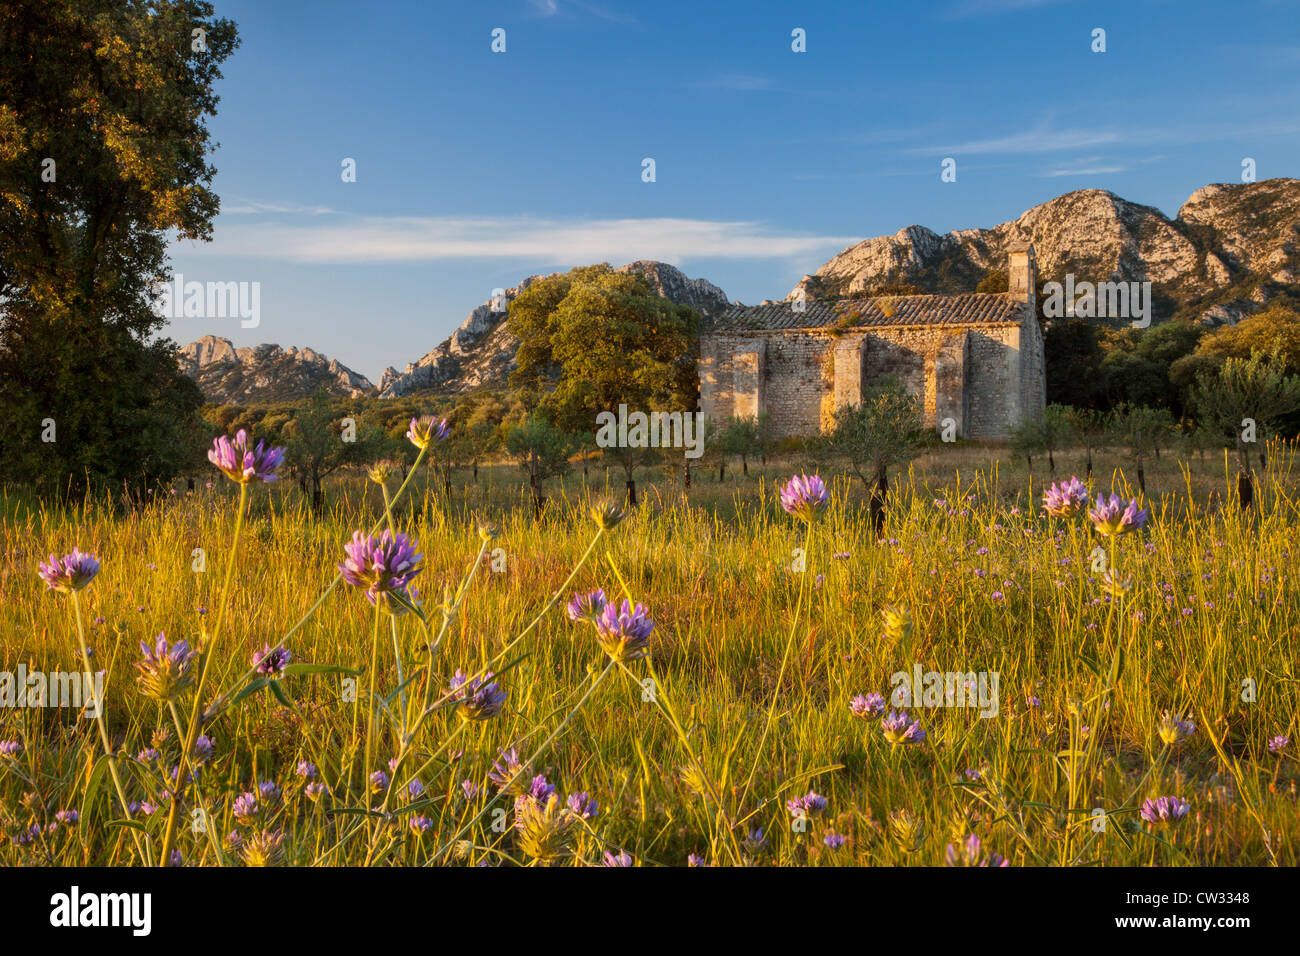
[71,590,148,863]
[161,480,248,866]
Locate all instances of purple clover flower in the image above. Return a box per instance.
[1042,477,1089,518]
[487,747,525,793]
[1267,734,1289,754]
[779,473,830,523]
[945,833,1009,867]
[566,791,598,820]
[447,669,508,721]
[406,415,450,451]
[881,710,927,746]
[251,643,291,677]
[232,792,260,824]
[566,588,607,624]
[0,741,23,758]
[338,530,423,612]
[850,692,886,719]
[601,850,634,866]
[1088,493,1149,537]
[1140,796,1191,826]
[593,598,654,662]
[823,832,847,850]
[37,548,100,593]
[786,790,827,819]
[208,429,285,484]
[526,775,556,803]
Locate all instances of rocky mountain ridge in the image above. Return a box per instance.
[177,336,374,404]
[786,178,1300,327]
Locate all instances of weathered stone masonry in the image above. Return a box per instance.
[698,244,1046,440]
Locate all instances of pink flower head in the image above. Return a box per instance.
[1042,476,1089,518]
[1088,493,1148,536]
[37,548,100,593]
[208,429,285,484]
[406,415,450,451]
[779,473,830,523]
[338,530,423,610]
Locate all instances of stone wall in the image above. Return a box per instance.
[699,309,1045,441]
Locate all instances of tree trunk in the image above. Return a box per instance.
[718,462,725,482]
[1048,449,1055,475]
[1137,466,1146,497]
[626,479,637,507]
[1238,470,1254,510]
[683,460,691,490]
[1086,449,1093,480]
[472,460,479,482]
[187,477,195,492]
[311,477,323,514]
[869,468,889,537]
[742,457,748,477]
[1237,441,1254,511]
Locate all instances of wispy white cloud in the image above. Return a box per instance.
[943,0,1070,18]
[179,214,861,266]
[912,125,1122,155]
[1038,164,1125,178]
[526,0,636,24]
[221,198,336,215]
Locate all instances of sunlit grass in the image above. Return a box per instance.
[1,442,1296,866]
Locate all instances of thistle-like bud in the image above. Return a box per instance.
[590,499,626,532]
[240,829,284,867]
[1156,711,1195,746]
[513,793,579,865]
[888,809,923,853]
[881,604,913,644]
[135,633,198,702]
[367,461,395,485]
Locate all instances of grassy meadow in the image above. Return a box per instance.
[1,440,1297,867]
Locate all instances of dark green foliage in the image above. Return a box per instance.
[0,0,239,498]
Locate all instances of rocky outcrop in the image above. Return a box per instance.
[177,335,374,404]
[787,178,1300,327]
[378,261,730,397]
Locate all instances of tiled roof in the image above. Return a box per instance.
[707,293,1028,333]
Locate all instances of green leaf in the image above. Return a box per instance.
[104,818,148,833]
[269,679,292,708]
[228,677,269,707]
[79,753,113,847]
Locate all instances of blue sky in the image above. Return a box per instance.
[166,0,1300,383]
